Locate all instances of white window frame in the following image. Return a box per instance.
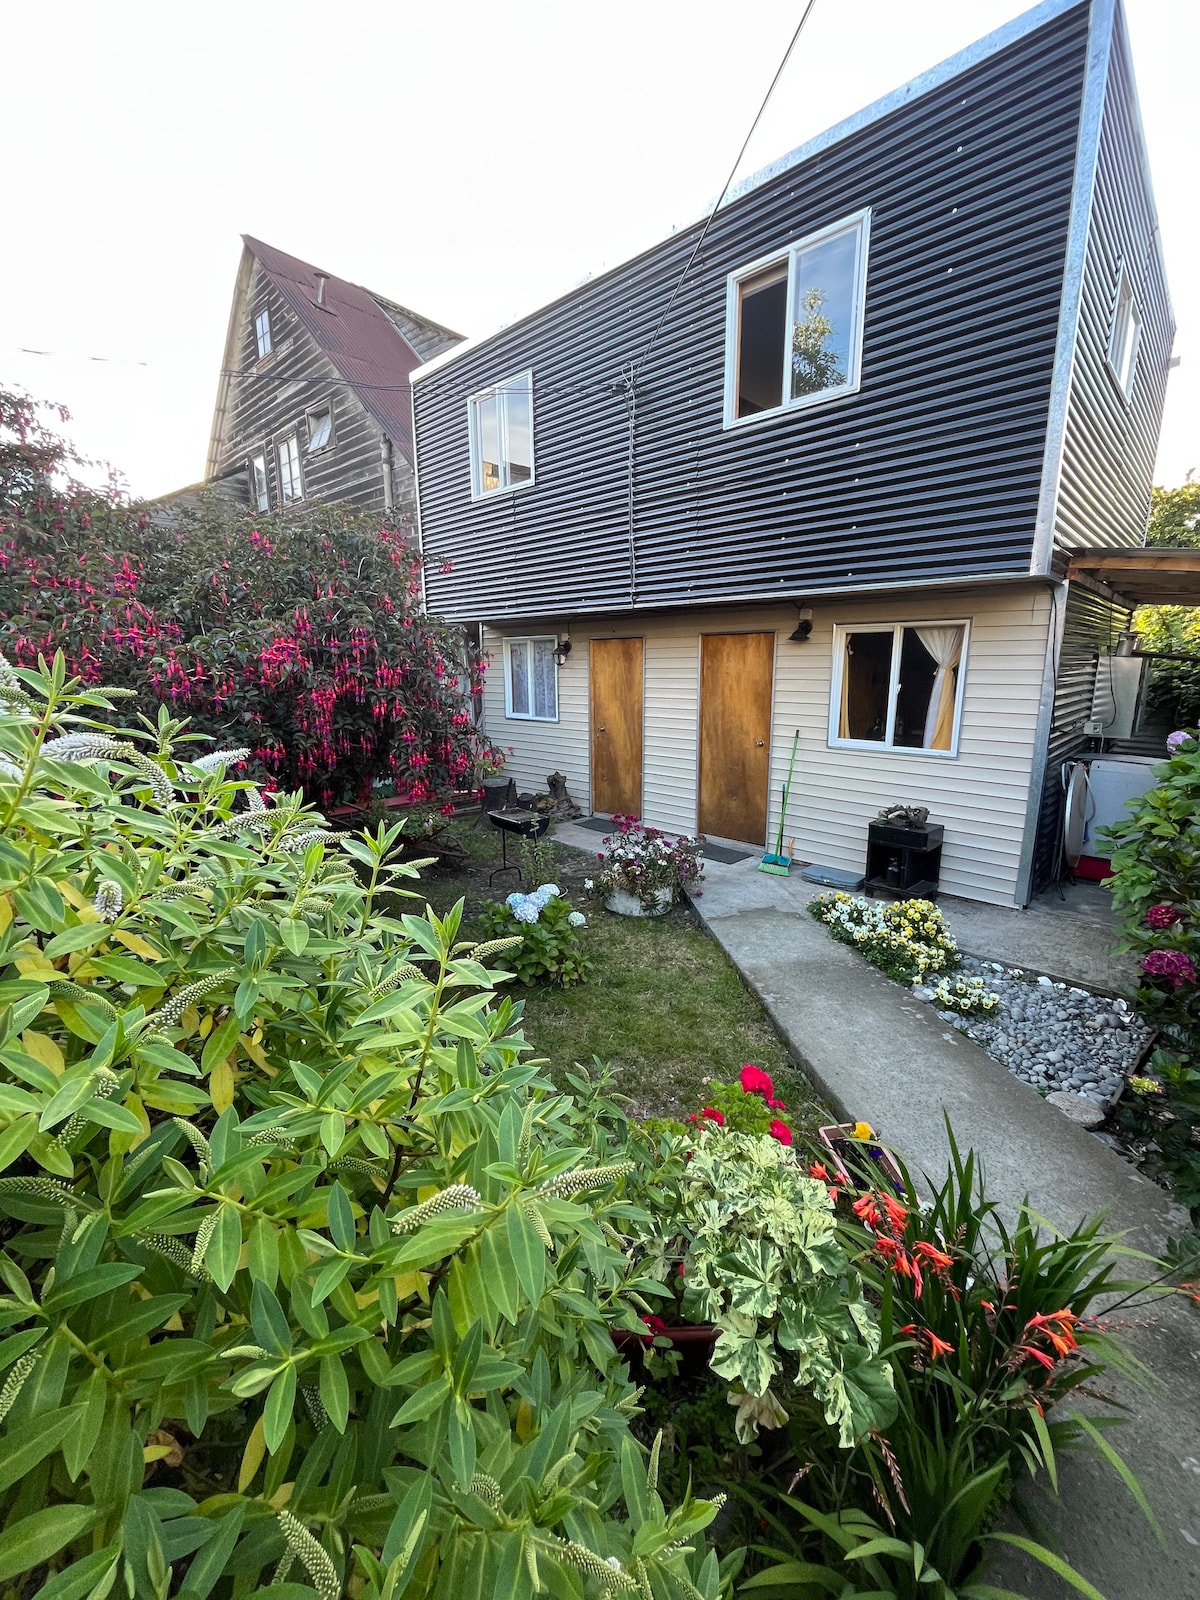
[723,208,871,431]
[503,636,559,722]
[468,370,535,499]
[255,309,272,361]
[828,619,970,759]
[1107,269,1141,399]
[250,452,269,512]
[277,434,303,503]
[306,401,334,453]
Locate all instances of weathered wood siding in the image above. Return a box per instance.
[1049,4,1173,554]
[213,260,390,513]
[483,583,1051,906]
[418,3,1093,623]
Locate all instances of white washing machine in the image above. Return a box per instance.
[1083,755,1161,852]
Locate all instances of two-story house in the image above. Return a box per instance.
[205,236,460,514]
[410,0,1175,908]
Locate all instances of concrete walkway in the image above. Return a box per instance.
[554,822,1200,1598]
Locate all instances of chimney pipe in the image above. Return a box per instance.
[315,272,328,307]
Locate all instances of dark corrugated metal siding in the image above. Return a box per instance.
[417,4,1090,623]
[1031,580,1130,893]
[1053,14,1173,552]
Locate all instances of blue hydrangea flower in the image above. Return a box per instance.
[532,882,560,906]
[567,911,586,927]
[509,896,540,924]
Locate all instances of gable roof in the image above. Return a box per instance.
[206,237,461,476]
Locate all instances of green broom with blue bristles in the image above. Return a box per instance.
[758,728,800,874]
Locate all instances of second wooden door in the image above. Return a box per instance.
[698,632,774,843]
[590,637,644,816]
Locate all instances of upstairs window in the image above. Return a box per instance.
[830,621,968,756]
[250,453,269,512]
[504,637,557,720]
[1108,271,1141,398]
[255,310,272,361]
[725,210,870,427]
[306,404,333,451]
[277,434,303,503]
[469,372,534,497]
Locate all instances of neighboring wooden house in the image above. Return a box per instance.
[410,0,1177,907]
[205,236,460,514]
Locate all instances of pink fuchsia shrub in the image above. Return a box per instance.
[0,387,497,807]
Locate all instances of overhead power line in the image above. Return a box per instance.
[631,0,819,386]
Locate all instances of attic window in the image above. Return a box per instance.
[1108,271,1141,398]
[724,210,870,427]
[469,372,534,497]
[255,310,272,361]
[306,404,333,452]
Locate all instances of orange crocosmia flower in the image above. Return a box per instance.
[925,1330,954,1360]
[852,1196,883,1230]
[1019,1343,1056,1371]
[874,1236,903,1263]
[881,1195,909,1233]
[808,1162,831,1183]
[914,1241,954,1271]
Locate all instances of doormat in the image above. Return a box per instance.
[575,817,753,865]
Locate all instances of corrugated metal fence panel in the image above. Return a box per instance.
[1030,581,1130,892]
[1053,14,1173,551]
[484,585,1049,906]
[416,4,1090,624]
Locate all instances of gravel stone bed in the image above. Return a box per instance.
[911,954,1153,1109]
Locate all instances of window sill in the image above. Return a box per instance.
[722,379,862,433]
[828,736,959,760]
[505,711,558,723]
[472,479,537,504]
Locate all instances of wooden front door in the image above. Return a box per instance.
[590,638,644,815]
[699,633,774,843]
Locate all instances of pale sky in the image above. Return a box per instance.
[3,0,1195,498]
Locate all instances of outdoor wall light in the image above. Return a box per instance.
[788,606,814,643]
[554,638,573,667]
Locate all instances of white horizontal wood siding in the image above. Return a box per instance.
[482,584,1052,906]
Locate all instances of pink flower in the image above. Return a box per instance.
[1141,948,1197,987]
[740,1064,774,1099]
[768,1119,793,1147]
[1146,904,1183,930]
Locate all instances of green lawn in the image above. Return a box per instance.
[510,908,826,1132]
[411,827,828,1131]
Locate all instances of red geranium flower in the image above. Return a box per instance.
[699,1106,725,1126]
[740,1064,774,1098]
[640,1314,667,1344]
[768,1119,793,1146]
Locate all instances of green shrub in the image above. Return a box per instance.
[0,655,728,1599]
[1102,737,1200,1213]
[476,885,591,987]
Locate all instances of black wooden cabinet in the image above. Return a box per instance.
[865,821,944,900]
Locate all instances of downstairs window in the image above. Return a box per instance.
[504,637,558,720]
[830,622,968,755]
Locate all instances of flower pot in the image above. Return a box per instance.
[611,1322,719,1378]
[818,1123,905,1193]
[605,887,671,918]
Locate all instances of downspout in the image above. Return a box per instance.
[623,363,637,608]
[380,436,395,512]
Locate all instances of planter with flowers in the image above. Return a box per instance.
[622,1080,896,1450]
[586,814,705,916]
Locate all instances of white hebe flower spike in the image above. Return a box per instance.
[93,879,123,922]
[191,747,251,774]
[390,1184,482,1234]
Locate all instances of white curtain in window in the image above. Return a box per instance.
[916,626,964,750]
[532,639,557,718]
[509,643,530,715]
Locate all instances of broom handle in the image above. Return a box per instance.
[775,730,800,855]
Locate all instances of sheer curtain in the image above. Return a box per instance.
[916,626,964,750]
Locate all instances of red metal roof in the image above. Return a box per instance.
[243,235,424,462]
